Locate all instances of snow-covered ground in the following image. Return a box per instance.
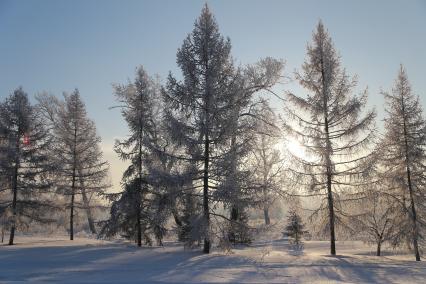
[1,236,425,283]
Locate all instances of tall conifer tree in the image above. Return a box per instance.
[283,22,376,255]
[0,88,55,245]
[380,65,425,261]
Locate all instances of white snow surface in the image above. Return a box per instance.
[0,236,425,283]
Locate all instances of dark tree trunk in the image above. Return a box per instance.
[70,126,77,241]
[136,128,143,247]
[326,174,336,255]
[227,121,244,244]
[202,48,212,254]
[203,132,210,253]
[8,226,15,245]
[228,206,239,244]
[321,53,336,256]
[402,96,421,261]
[202,64,211,253]
[324,104,336,256]
[230,206,239,221]
[376,240,382,256]
[406,167,420,261]
[261,138,271,227]
[9,171,18,245]
[136,200,142,247]
[70,179,75,241]
[9,137,20,246]
[406,171,420,261]
[264,207,270,225]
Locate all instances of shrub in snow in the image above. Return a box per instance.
[227,209,252,245]
[283,209,308,246]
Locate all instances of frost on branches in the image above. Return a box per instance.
[282,21,376,255]
[163,4,283,253]
[0,88,57,245]
[378,66,426,261]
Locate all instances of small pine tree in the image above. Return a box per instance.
[227,208,251,245]
[284,209,307,246]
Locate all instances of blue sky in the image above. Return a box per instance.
[1,0,425,190]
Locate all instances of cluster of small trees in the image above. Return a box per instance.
[1,5,424,262]
[283,22,425,261]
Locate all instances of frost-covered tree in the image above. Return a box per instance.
[143,89,193,246]
[283,21,376,255]
[163,5,240,253]
[100,179,144,242]
[0,88,55,245]
[163,5,283,252]
[284,209,307,246]
[250,102,283,225]
[219,62,283,244]
[350,179,401,256]
[103,66,158,247]
[216,84,252,245]
[175,187,203,246]
[40,90,110,239]
[380,65,425,261]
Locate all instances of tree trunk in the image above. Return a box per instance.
[9,167,18,245]
[136,200,142,247]
[79,175,96,234]
[70,179,75,241]
[321,53,336,256]
[376,240,382,256]
[230,207,238,221]
[136,128,143,247]
[326,174,336,255]
[401,95,421,261]
[261,136,271,227]
[70,126,77,241]
[406,167,421,261]
[9,136,20,246]
[264,207,270,225]
[323,101,336,256]
[202,64,211,253]
[8,226,15,246]
[203,132,210,253]
[228,206,239,243]
[228,132,241,243]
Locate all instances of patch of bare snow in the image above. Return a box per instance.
[0,235,425,283]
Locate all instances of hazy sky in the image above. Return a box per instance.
[1,0,425,191]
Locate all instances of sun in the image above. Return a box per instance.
[286,139,307,160]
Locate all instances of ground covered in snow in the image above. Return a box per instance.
[1,236,425,283]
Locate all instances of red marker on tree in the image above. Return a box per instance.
[23,134,30,146]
